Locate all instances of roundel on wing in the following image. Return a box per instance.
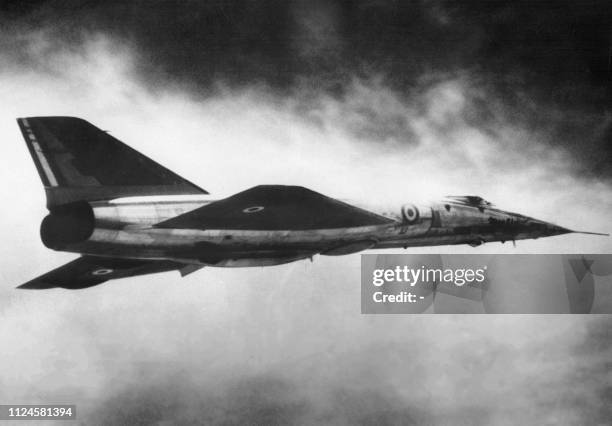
[92,268,114,276]
[242,206,265,214]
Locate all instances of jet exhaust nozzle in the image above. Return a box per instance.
[40,202,95,249]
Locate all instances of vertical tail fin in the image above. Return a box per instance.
[17,116,207,209]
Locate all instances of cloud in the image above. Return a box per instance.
[3,1,612,176]
[0,16,611,425]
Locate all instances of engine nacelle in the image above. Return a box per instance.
[40,202,95,249]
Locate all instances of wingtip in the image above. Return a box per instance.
[16,281,56,290]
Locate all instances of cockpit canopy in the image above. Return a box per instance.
[444,195,493,208]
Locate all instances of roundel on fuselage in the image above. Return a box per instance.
[401,204,419,224]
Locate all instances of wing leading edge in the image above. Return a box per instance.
[156,185,394,230]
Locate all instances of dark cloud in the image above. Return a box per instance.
[88,374,428,425]
[2,0,611,177]
[2,1,610,96]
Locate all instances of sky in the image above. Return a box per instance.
[0,1,611,424]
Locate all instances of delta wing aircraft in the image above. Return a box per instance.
[16,117,607,289]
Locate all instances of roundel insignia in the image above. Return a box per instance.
[242,206,265,214]
[92,268,114,276]
[401,204,419,224]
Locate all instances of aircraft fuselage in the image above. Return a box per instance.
[43,195,570,268]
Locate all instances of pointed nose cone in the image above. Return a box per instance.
[529,219,607,237]
[501,210,608,240]
[523,217,573,237]
[541,223,573,237]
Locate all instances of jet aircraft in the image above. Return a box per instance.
[16,117,607,289]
